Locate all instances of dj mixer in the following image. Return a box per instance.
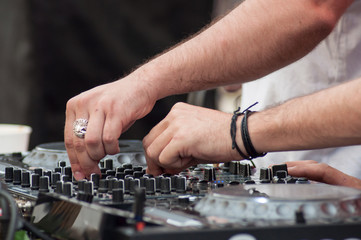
[1,140,361,240]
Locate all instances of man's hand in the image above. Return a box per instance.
[143,102,241,176]
[286,160,361,190]
[65,77,156,180]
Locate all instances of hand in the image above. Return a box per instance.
[143,102,240,176]
[286,160,361,190]
[65,76,156,180]
[223,83,242,92]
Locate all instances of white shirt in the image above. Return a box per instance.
[241,1,361,178]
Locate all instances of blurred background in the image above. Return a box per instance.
[0,0,218,149]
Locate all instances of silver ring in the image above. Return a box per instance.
[73,118,88,138]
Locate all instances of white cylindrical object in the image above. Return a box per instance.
[0,124,32,153]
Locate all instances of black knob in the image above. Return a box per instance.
[54,167,62,173]
[222,162,230,172]
[259,167,271,181]
[112,188,124,203]
[170,175,178,192]
[77,179,87,193]
[116,172,125,180]
[84,181,94,195]
[98,179,109,194]
[145,178,155,195]
[106,170,116,177]
[39,176,49,192]
[90,173,100,189]
[139,177,147,188]
[133,166,143,172]
[122,163,133,169]
[155,176,163,192]
[5,167,13,182]
[239,163,250,178]
[178,196,190,205]
[64,166,72,179]
[56,181,63,194]
[31,174,40,190]
[34,168,43,177]
[124,169,134,176]
[13,169,22,185]
[124,177,133,194]
[271,164,288,178]
[114,179,124,190]
[176,176,187,193]
[104,159,113,170]
[21,171,31,188]
[130,179,140,195]
[52,173,61,188]
[116,167,125,173]
[107,178,117,194]
[204,168,216,182]
[133,171,143,179]
[58,161,66,167]
[275,170,287,179]
[161,177,171,194]
[43,171,52,185]
[63,182,73,197]
[229,161,239,175]
[62,175,71,182]
[99,159,105,168]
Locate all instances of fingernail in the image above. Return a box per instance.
[73,171,85,180]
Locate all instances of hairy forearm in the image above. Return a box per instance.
[248,78,361,153]
[133,0,352,100]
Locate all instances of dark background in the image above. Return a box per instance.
[0,0,214,149]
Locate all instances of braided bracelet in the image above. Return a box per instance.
[241,107,267,159]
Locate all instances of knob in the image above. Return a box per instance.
[21,171,30,188]
[31,174,40,190]
[98,179,109,194]
[124,177,133,194]
[271,164,288,178]
[259,167,271,181]
[116,172,125,180]
[58,161,66,167]
[145,178,155,195]
[90,173,100,189]
[52,172,61,188]
[161,177,171,194]
[5,167,14,182]
[34,168,43,177]
[43,171,52,185]
[112,188,124,203]
[108,178,117,194]
[77,179,87,193]
[130,179,140,195]
[133,171,143,179]
[56,181,63,194]
[229,161,239,175]
[54,167,62,173]
[170,175,178,191]
[155,176,163,192]
[239,163,250,178]
[176,176,187,193]
[204,168,216,182]
[63,182,73,197]
[84,181,94,195]
[64,166,72,179]
[39,176,49,192]
[124,169,134,176]
[106,170,116,177]
[104,158,113,170]
[13,169,22,185]
[116,167,125,173]
[133,166,143,172]
[122,163,133,169]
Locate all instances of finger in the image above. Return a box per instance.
[85,109,106,160]
[102,113,122,155]
[64,101,85,179]
[158,139,193,170]
[143,118,170,148]
[284,160,318,167]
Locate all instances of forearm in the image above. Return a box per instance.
[248,78,361,153]
[133,0,352,100]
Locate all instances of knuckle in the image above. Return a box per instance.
[84,136,100,147]
[64,138,75,149]
[74,140,86,152]
[102,134,117,145]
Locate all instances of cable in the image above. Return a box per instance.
[20,218,55,240]
[0,188,18,240]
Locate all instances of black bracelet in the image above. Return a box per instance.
[230,107,248,159]
[241,108,267,159]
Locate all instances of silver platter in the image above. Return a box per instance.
[195,184,361,224]
[23,140,146,170]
